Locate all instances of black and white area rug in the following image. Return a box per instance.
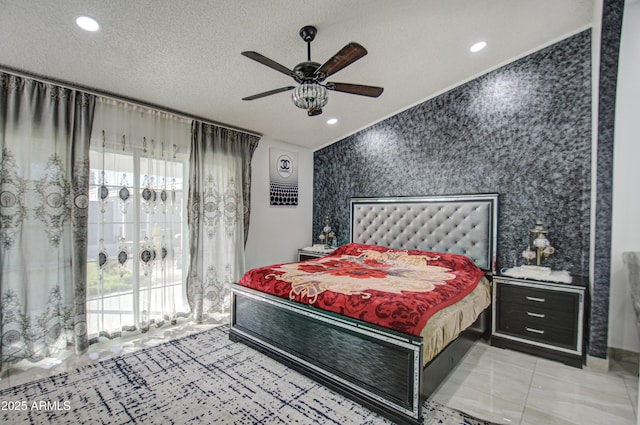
[0,326,495,424]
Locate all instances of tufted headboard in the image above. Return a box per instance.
[350,194,498,274]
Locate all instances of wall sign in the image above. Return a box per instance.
[270,148,298,206]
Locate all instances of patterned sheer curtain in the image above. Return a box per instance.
[87,98,191,340]
[187,122,259,323]
[0,73,95,370]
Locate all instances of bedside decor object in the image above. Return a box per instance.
[502,220,572,284]
[522,220,555,266]
[318,216,336,248]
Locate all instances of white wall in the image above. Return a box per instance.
[608,0,640,352]
[244,137,314,270]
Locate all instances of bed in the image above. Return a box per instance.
[229,193,498,424]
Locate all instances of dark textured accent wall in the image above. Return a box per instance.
[314,31,592,279]
[590,0,624,359]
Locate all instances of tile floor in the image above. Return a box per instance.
[1,326,638,425]
[431,340,638,425]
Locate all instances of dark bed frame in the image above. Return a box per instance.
[230,194,498,424]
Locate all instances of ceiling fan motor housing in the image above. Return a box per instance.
[293,61,322,83]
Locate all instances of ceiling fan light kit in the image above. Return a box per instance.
[292,82,328,115]
[242,25,383,117]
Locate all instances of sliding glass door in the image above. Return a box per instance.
[86,147,188,339]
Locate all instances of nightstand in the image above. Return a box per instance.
[297,246,333,261]
[490,275,588,368]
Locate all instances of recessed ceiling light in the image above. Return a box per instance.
[470,41,487,53]
[76,16,100,32]
[327,118,338,125]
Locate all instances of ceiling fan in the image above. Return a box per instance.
[241,25,384,116]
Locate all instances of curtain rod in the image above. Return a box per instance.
[0,64,263,138]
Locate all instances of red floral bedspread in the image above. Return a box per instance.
[238,243,485,336]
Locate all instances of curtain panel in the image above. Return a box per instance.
[0,73,95,369]
[87,99,192,339]
[187,122,259,323]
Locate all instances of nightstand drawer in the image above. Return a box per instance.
[499,284,576,311]
[497,304,577,348]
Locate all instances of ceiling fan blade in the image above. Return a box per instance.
[307,108,323,116]
[241,51,294,77]
[242,86,296,101]
[325,82,384,97]
[314,42,368,80]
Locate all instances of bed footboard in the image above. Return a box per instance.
[230,284,424,425]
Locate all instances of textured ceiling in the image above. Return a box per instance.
[0,0,594,149]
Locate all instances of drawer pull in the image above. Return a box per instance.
[525,296,545,303]
[525,327,545,335]
[527,312,546,318]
